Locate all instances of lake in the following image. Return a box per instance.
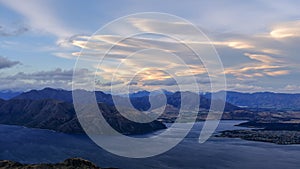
[1,120,300,169]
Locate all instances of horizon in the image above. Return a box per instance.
[3,86,300,95]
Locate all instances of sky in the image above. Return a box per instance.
[0,0,300,93]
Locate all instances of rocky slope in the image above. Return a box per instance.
[0,158,117,169]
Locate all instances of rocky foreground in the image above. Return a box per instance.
[0,158,117,169]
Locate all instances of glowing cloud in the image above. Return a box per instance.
[244,53,279,63]
[270,21,300,39]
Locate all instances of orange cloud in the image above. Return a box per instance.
[244,53,279,63]
[264,70,289,76]
[270,21,300,39]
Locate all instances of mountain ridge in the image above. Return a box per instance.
[12,88,241,112]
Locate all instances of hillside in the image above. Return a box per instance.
[0,99,166,134]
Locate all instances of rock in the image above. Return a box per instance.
[0,158,117,169]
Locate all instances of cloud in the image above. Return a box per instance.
[0,56,20,69]
[95,80,124,87]
[264,70,289,76]
[1,2,296,93]
[0,24,29,36]
[62,15,300,93]
[0,68,91,91]
[204,21,299,82]
[284,84,300,91]
[212,41,254,49]
[68,29,211,90]
[0,0,75,41]
[11,68,74,81]
[227,83,264,92]
[244,53,279,64]
[143,78,177,86]
[225,63,287,78]
[270,21,300,39]
[52,52,75,59]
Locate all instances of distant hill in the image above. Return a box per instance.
[0,98,166,134]
[204,91,300,110]
[0,91,21,100]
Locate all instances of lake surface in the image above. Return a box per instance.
[1,121,300,169]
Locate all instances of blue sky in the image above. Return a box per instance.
[0,0,300,92]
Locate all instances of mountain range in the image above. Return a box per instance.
[203,91,300,110]
[1,87,300,135]
[9,88,300,110]
[0,88,243,134]
[12,88,240,112]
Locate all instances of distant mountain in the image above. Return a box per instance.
[0,90,21,100]
[1,88,268,131]
[0,98,166,134]
[128,89,173,98]
[13,88,114,105]
[129,90,150,98]
[204,91,300,110]
[14,87,73,102]
[14,88,241,112]
[167,91,240,111]
[14,88,300,110]
[6,88,300,133]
